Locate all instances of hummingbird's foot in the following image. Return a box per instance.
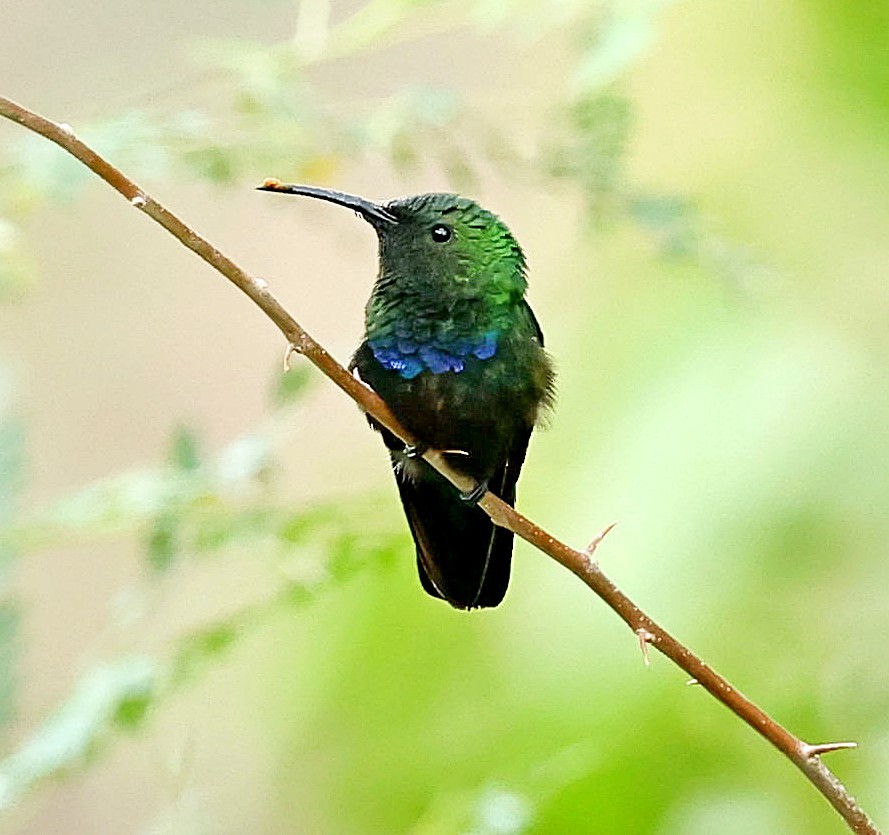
[403,443,428,459]
[459,480,488,505]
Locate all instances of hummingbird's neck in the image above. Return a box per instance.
[364,290,515,380]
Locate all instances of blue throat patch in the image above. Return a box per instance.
[369,330,498,379]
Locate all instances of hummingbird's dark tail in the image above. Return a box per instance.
[395,468,514,609]
[391,431,530,609]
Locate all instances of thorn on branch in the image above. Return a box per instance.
[803,741,858,758]
[686,678,700,686]
[283,342,300,372]
[57,121,75,136]
[130,194,147,208]
[582,521,617,565]
[636,627,655,667]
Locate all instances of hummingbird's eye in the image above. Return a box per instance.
[430,224,452,243]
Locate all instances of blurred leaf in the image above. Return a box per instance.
[79,111,175,181]
[189,38,303,113]
[112,689,154,731]
[277,505,340,544]
[168,426,202,472]
[272,364,312,408]
[0,657,156,810]
[181,145,239,183]
[573,3,665,91]
[214,434,272,484]
[544,92,632,218]
[16,469,200,546]
[326,0,446,57]
[171,621,240,686]
[146,513,179,572]
[7,133,94,204]
[358,87,464,172]
[628,193,699,257]
[439,145,477,193]
[189,507,270,553]
[628,192,776,291]
[4,429,269,554]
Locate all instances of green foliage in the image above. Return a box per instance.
[0,658,157,809]
[146,512,179,572]
[168,425,202,472]
[171,622,239,685]
[0,363,403,810]
[545,92,633,218]
[628,193,697,257]
[0,1,638,231]
[272,365,312,408]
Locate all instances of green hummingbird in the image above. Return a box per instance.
[260,182,555,609]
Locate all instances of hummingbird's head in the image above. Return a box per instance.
[376,193,526,301]
[258,181,527,303]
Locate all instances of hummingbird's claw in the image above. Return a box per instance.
[403,443,427,459]
[459,480,489,505]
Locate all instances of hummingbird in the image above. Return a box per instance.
[259,181,555,609]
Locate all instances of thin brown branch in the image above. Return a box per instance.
[0,94,880,835]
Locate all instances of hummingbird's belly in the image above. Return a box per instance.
[392,367,532,470]
[353,338,548,478]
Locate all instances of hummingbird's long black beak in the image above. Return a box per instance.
[257,179,398,226]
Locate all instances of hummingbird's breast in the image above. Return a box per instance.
[364,285,511,381]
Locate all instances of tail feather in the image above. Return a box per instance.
[396,469,513,608]
[393,428,531,610]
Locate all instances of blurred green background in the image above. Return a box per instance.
[1,1,888,832]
